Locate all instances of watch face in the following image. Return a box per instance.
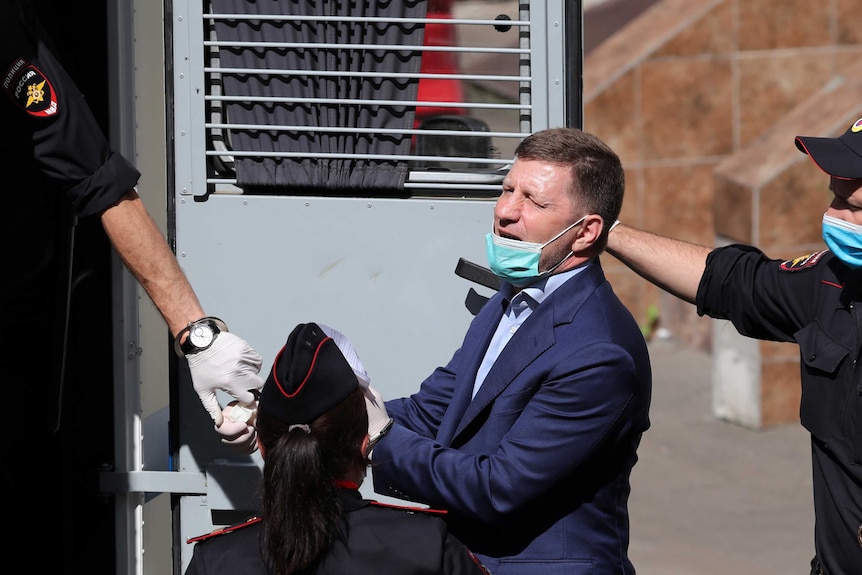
[189,323,216,348]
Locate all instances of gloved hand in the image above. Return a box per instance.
[215,401,258,454]
[186,331,265,426]
[317,323,391,446]
[363,384,393,449]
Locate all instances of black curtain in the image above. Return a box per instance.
[210,0,427,193]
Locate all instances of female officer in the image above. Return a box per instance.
[185,322,491,575]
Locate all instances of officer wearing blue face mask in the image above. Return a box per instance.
[605,118,862,575]
[802,118,862,271]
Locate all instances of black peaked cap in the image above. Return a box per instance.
[795,117,862,180]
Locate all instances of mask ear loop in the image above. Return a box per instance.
[824,213,862,233]
[538,215,589,276]
[541,214,588,248]
[540,250,575,277]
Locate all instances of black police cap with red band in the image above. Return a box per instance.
[259,322,358,425]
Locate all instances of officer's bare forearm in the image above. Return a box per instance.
[101,190,205,336]
[606,224,709,304]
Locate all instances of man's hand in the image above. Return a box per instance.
[186,332,264,426]
[215,402,258,454]
[363,385,393,450]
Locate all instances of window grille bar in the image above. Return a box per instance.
[206,177,505,193]
[205,67,529,84]
[206,95,530,110]
[204,14,530,27]
[204,41,527,55]
[204,150,507,165]
[205,123,528,139]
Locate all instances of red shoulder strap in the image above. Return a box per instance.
[186,516,262,544]
[368,501,448,516]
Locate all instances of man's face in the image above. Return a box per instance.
[826,176,862,224]
[493,158,580,272]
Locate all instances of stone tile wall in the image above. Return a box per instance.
[583,0,862,426]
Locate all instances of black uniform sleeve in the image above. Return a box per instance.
[1,1,140,218]
[184,548,206,575]
[442,532,492,575]
[696,244,819,342]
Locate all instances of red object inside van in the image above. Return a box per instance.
[415,0,465,124]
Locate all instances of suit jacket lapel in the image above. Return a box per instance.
[449,262,605,443]
[452,304,555,440]
[435,291,507,446]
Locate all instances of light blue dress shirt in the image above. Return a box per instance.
[471,263,590,398]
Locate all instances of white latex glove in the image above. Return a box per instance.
[317,324,390,444]
[363,384,393,448]
[215,401,258,454]
[186,332,265,426]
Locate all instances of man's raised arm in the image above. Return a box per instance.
[606,223,711,304]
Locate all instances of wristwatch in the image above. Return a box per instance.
[174,317,229,357]
[367,417,394,452]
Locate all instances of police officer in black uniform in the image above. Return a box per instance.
[185,322,491,575]
[604,120,862,575]
[1,1,264,570]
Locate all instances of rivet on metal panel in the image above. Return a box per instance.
[128,341,141,359]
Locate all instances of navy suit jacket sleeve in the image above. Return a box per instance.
[385,349,461,440]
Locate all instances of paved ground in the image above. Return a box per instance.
[630,339,815,575]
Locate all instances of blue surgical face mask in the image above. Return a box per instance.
[485,216,587,287]
[822,214,862,269]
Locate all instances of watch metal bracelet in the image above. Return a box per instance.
[367,417,394,451]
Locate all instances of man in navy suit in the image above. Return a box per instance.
[366,128,653,575]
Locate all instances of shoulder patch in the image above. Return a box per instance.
[187,516,262,544]
[3,58,59,117]
[369,501,448,516]
[779,250,828,272]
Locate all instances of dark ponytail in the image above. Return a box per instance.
[256,388,368,575]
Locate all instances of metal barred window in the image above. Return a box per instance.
[172,0,577,196]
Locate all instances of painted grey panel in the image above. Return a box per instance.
[176,194,497,566]
[175,194,495,384]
